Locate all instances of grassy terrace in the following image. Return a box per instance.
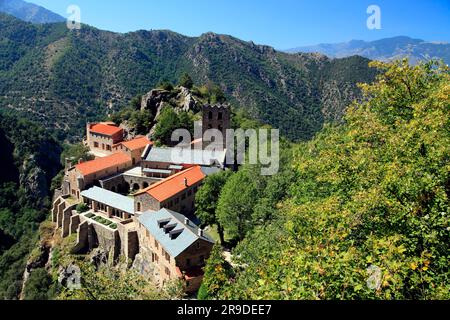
[84,212,118,230]
[65,196,81,206]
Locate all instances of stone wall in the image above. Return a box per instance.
[86,123,123,154]
[71,221,89,254]
[134,192,161,213]
[61,204,77,237]
[123,174,159,191]
[202,104,231,150]
[175,239,213,270]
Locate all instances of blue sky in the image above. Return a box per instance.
[29,0,450,49]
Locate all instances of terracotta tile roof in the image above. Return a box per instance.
[136,166,206,202]
[89,123,123,136]
[119,136,152,151]
[75,153,131,176]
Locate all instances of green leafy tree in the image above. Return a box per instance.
[57,261,184,300]
[152,107,194,145]
[130,109,153,135]
[157,80,174,91]
[196,170,233,244]
[76,203,89,213]
[152,107,180,145]
[209,84,226,104]
[217,166,266,241]
[179,73,194,89]
[215,60,450,300]
[198,244,233,300]
[252,170,295,224]
[60,143,93,166]
[130,95,142,109]
[23,268,53,300]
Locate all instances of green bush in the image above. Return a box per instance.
[197,283,209,300]
[23,268,53,300]
[157,80,174,91]
[76,203,89,213]
[179,73,194,89]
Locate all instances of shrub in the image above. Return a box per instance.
[157,80,174,91]
[179,73,194,89]
[197,283,209,300]
[23,268,53,300]
[76,203,89,213]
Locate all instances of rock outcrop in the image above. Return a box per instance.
[138,86,203,138]
[140,89,173,116]
[20,155,48,206]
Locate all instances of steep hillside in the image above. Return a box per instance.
[0,14,377,141]
[287,36,450,65]
[0,111,61,299]
[0,0,64,23]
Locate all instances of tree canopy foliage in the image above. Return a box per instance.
[203,60,450,300]
[152,107,195,146]
[195,170,233,244]
[57,261,184,300]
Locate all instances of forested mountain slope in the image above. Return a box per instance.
[0,13,377,141]
[0,111,61,299]
[0,0,65,24]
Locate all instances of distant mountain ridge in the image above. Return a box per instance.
[0,0,64,23]
[287,36,450,65]
[0,13,377,142]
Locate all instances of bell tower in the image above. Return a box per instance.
[202,104,231,150]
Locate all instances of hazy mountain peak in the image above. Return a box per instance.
[0,0,65,23]
[286,36,450,65]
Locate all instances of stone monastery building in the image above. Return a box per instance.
[53,104,231,293]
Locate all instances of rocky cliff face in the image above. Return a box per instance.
[20,155,49,206]
[140,86,202,116]
[0,112,62,299]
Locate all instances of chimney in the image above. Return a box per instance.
[198,228,203,237]
[184,178,188,187]
[184,217,190,226]
[78,158,84,165]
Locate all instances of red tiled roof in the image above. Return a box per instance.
[89,123,123,136]
[120,136,152,151]
[75,153,131,176]
[136,166,205,202]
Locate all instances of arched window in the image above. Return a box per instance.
[218,112,223,120]
[137,202,142,212]
[208,111,213,120]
